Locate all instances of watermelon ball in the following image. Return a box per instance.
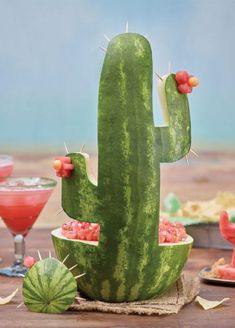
[188,76,199,88]
[177,83,192,94]
[24,256,37,269]
[53,156,74,178]
[175,71,189,84]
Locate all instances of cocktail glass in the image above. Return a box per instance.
[0,155,13,181]
[0,177,56,277]
[0,155,13,263]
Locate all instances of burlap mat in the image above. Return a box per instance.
[70,274,200,315]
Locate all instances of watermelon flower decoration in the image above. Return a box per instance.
[53,157,74,178]
[175,71,199,94]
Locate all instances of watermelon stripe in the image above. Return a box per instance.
[23,274,45,300]
[23,258,77,313]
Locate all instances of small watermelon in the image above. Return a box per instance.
[22,257,77,313]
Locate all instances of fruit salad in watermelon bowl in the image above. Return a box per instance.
[58,218,188,245]
[51,217,193,302]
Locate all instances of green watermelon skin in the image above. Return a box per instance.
[53,33,192,302]
[23,258,77,313]
[52,230,192,302]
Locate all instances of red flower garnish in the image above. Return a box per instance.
[53,156,74,178]
[175,71,199,94]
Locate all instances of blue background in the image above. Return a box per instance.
[0,0,234,152]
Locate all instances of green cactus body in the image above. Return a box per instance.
[52,33,193,302]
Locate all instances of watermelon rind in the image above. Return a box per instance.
[52,229,193,302]
[23,258,77,313]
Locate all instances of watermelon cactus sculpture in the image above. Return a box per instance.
[52,32,195,302]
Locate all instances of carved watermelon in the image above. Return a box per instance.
[52,32,193,302]
[23,257,77,313]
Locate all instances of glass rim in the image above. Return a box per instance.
[0,155,13,163]
[0,176,57,190]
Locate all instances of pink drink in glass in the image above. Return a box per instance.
[0,177,56,277]
[0,188,54,236]
[0,155,13,263]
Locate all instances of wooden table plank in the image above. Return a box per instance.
[0,228,235,328]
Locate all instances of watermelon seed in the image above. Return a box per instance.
[69,264,78,271]
[63,142,69,154]
[37,250,42,261]
[154,72,163,81]
[62,253,70,264]
[103,34,110,42]
[74,273,86,280]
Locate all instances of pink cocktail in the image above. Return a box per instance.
[0,177,56,277]
[0,155,13,263]
[0,155,13,181]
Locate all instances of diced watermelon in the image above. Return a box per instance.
[61,218,186,244]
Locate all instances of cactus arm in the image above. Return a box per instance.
[61,153,100,222]
[155,74,191,163]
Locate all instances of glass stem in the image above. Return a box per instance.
[14,234,25,267]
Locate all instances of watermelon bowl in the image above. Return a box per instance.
[51,226,193,302]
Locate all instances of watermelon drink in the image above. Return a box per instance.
[0,155,13,263]
[0,155,13,181]
[0,177,56,277]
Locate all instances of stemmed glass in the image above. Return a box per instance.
[0,155,13,263]
[0,177,56,277]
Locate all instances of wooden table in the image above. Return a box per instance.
[0,228,234,328]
